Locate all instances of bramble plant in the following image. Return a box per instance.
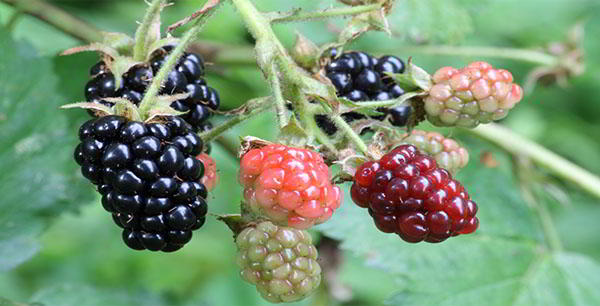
[1,0,600,305]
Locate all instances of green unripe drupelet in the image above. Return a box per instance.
[235,221,321,303]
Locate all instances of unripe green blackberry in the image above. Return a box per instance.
[396,130,469,173]
[424,61,523,128]
[235,221,321,303]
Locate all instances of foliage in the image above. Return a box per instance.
[0,0,599,305]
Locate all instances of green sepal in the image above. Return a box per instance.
[60,102,114,116]
[278,115,311,147]
[385,59,433,91]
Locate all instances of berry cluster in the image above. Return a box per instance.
[239,144,342,229]
[350,144,478,243]
[84,46,220,134]
[397,130,469,174]
[236,221,321,303]
[315,51,413,135]
[74,115,208,251]
[425,61,523,127]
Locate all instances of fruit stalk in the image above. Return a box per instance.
[468,123,600,199]
[137,16,213,118]
[198,97,272,143]
[1,0,103,42]
[390,45,559,67]
[231,0,370,155]
[331,115,369,155]
[133,0,166,61]
[270,3,383,23]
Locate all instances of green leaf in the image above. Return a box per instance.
[0,30,92,271]
[30,284,164,306]
[387,0,473,43]
[316,140,600,305]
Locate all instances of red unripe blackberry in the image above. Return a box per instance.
[238,144,342,229]
[351,144,479,243]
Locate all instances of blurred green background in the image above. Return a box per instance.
[0,0,599,305]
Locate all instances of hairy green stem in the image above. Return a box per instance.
[468,123,600,199]
[271,3,382,23]
[138,2,219,118]
[267,63,289,128]
[331,115,368,155]
[133,0,166,61]
[1,0,103,42]
[389,45,559,66]
[514,157,563,251]
[199,97,272,143]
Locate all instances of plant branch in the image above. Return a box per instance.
[514,157,563,251]
[467,123,600,199]
[1,0,103,42]
[270,3,382,23]
[267,63,289,128]
[331,115,368,155]
[199,97,272,142]
[390,45,559,67]
[133,0,166,61]
[139,5,218,118]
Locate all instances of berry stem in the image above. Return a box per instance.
[1,0,103,42]
[515,158,563,251]
[331,115,369,155]
[270,3,383,23]
[230,0,374,155]
[138,6,218,119]
[133,0,166,61]
[467,123,600,199]
[390,45,559,67]
[198,97,272,143]
[267,63,289,128]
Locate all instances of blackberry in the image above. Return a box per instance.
[318,51,413,135]
[74,115,208,252]
[350,144,478,243]
[83,47,220,133]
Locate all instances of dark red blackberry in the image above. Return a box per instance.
[350,144,478,243]
[317,52,413,135]
[83,47,220,133]
[74,115,208,252]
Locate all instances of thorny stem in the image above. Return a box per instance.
[468,123,600,200]
[270,3,382,23]
[231,0,369,155]
[199,97,273,143]
[133,0,166,61]
[332,115,369,155]
[390,45,559,67]
[1,0,103,42]
[138,4,219,118]
[267,63,289,128]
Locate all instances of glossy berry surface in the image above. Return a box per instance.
[425,61,524,127]
[236,221,321,303]
[82,47,218,133]
[350,144,479,243]
[238,144,342,229]
[318,51,413,135]
[74,115,208,252]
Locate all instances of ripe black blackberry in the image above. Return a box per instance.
[74,115,208,252]
[318,51,413,135]
[84,47,219,134]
